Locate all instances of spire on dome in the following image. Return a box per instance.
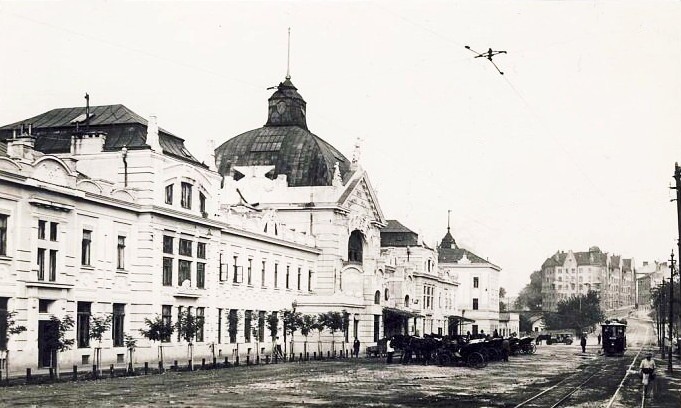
[440,210,457,249]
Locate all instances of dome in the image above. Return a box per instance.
[215,78,352,187]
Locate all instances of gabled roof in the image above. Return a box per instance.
[382,220,415,234]
[0,105,202,165]
[438,246,493,266]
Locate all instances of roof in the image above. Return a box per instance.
[0,140,6,157]
[0,105,201,165]
[438,246,490,265]
[542,247,608,269]
[215,78,353,187]
[380,220,418,247]
[382,220,415,234]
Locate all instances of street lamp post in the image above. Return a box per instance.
[669,252,676,372]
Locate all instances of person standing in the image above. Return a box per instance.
[386,338,394,364]
[501,337,510,362]
[275,336,284,359]
[353,338,361,358]
[597,333,601,345]
[640,353,656,396]
[580,335,587,353]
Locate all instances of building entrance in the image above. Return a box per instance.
[38,320,57,368]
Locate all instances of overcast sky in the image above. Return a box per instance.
[1,1,679,296]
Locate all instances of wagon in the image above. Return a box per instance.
[436,337,487,368]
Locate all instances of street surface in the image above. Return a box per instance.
[0,314,679,407]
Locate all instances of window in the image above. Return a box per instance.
[285,266,290,289]
[112,304,125,347]
[0,214,7,256]
[373,315,380,342]
[48,250,57,281]
[81,230,92,266]
[181,182,192,209]
[473,298,479,310]
[348,230,363,263]
[308,270,313,292]
[0,297,8,350]
[423,285,434,310]
[162,257,173,286]
[233,256,240,283]
[165,184,173,205]
[179,239,192,257]
[197,242,206,259]
[258,311,266,342]
[117,236,126,270]
[199,192,206,215]
[229,309,237,343]
[38,299,52,313]
[196,307,205,342]
[261,261,266,287]
[178,260,191,286]
[473,277,479,288]
[244,310,252,342]
[219,253,227,281]
[163,236,174,254]
[274,263,278,288]
[247,259,252,285]
[161,305,172,342]
[177,306,183,342]
[38,220,46,240]
[405,295,410,307]
[374,290,380,305]
[384,288,389,301]
[77,302,91,348]
[297,268,301,290]
[37,248,45,281]
[49,222,58,241]
[217,308,222,344]
[197,263,205,289]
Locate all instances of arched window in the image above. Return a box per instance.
[348,230,363,263]
[384,288,389,301]
[374,290,381,305]
[404,295,410,307]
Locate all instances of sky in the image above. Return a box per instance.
[1,1,680,296]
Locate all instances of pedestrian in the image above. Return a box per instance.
[466,331,471,341]
[640,353,656,396]
[353,337,360,358]
[580,335,587,353]
[597,333,601,345]
[386,337,394,364]
[501,337,510,362]
[275,336,284,358]
[493,329,499,338]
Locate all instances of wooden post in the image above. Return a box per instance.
[92,364,98,379]
[224,356,229,367]
[26,368,31,383]
[213,357,217,369]
[109,364,114,378]
[201,358,206,369]
[72,365,78,381]
[144,362,149,375]
[48,367,54,381]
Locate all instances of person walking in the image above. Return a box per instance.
[353,338,361,358]
[597,333,601,345]
[580,335,587,353]
[275,336,284,359]
[501,337,510,362]
[386,338,394,364]
[640,353,656,397]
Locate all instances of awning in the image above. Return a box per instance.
[382,307,423,319]
[447,315,476,323]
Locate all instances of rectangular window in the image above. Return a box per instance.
[274,263,278,288]
[48,249,57,281]
[179,239,192,257]
[219,253,226,282]
[117,236,126,270]
[165,184,173,205]
[196,307,205,342]
[0,297,8,350]
[112,304,125,347]
[247,259,252,285]
[285,266,290,289]
[261,261,266,287]
[233,256,243,284]
[473,277,479,288]
[163,235,174,254]
[49,222,58,241]
[297,268,301,290]
[162,257,173,286]
[199,192,206,215]
[37,248,45,281]
[77,302,91,348]
[197,262,206,288]
[229,309,237,343]
[258,311,265,342]
[197,242,206,259]
[244,310,252,342]
[81,230,92,266]
[161,305,172,342]
[0,214,7,256]
[217,308,222,344]
[373,315,380,342]
[423,284,434,310]
[38,220,46,240]
[473,298,479,310]
[308,270,313,292]
[178,260,191,286]
[38,299,51,313]
[181,182,192,209]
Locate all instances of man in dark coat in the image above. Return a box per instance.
[580,335,587,353]
[353,338,360,358]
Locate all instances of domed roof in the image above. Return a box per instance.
[215,78,352,187]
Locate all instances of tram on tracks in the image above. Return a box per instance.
[601,319,627,356]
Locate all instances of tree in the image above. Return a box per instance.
[300,315,316,357]
[499,287,508,312]
[43,315,75,379]
[250,311,262,358]
[320,311,344,355]
[139,315,174,372]
[175,308,204,370]
[89,313,113,376]
[514,271,543,311]
[266,311,279,354]
[312,314,326,356]
[1,310,27,381]
[543,291,605,334]
[124,334,137,374]
[282,308,303,358]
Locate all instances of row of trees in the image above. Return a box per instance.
[650,279,681,347]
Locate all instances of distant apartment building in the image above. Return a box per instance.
[540,246,635,312]
[636,261,669,310]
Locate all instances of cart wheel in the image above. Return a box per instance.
[467,352,487,369]
[438,353,451,366]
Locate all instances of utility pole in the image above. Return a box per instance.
[669,252,675,372]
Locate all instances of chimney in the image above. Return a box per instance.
[70,131,107,155]
[7,124,37,162]
[146,115,161,152]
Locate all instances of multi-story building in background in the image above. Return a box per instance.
[636,261,669,310]
[540,246,635,312]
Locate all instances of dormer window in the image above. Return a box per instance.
[165,185,173,205]
[199,192,206,215]
[181,182,192,209]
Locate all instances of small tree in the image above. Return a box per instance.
[300,315,316,357]
[341,310,350,354]
[139,315,174,372]
[320,311,344,355]
[1,310,27,381]
[266,311,279,354]
[282,309,303,358]
[313,313,327,355]
[251,311,261,358]
[89,313,113,376]
[175,309,203,370]
[44,315,75,379]
[124,334,137,374]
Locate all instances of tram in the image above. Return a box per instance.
[601,320,627,356]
